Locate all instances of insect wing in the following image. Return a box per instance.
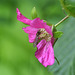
[33,36,39,47]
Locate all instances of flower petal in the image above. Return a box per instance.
[30,18,44,28]
[16,8,31,25]
[44,25,53,36]
[35,40,55,67]
[23,26,39,43]
[51,37,55,45]
[30,18,53,36]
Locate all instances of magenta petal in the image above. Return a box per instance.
[30,18,44,28]
[35,40,55,67]
[23,26,39,43]
[30,18,53,36]
[51,37,55,45]
[16,8,31,25]
[44,25,53,36]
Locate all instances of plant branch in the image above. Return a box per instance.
[55,15,69,27]
[54,56,60,65]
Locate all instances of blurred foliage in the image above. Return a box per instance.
[0,0,75,75]
[60,0,75,17]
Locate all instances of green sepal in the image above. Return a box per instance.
[52,25,57,32]
[53,31,63,38]
[31,7,38,19]
[60,0,75,17]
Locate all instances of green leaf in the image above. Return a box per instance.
[31,7,38,19]
[53,31,63,38]
[60,0,75,17]
[48,17,75,75]
[68,57,75,75]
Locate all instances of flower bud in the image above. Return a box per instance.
[31,7,37,19]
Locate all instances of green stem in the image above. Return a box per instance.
[54,56,60,65]
[53,38,58,47]
[55,15,70,27]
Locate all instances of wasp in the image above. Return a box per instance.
[33,31,41,47]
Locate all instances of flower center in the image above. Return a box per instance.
[38,28,51,41]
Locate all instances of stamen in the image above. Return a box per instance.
[38,28,51,41]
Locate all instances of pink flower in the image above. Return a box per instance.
[16,8,55,67]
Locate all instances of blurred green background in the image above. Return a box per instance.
[0,0,75,75]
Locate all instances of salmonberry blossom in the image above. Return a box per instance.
[16,8,55,67]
